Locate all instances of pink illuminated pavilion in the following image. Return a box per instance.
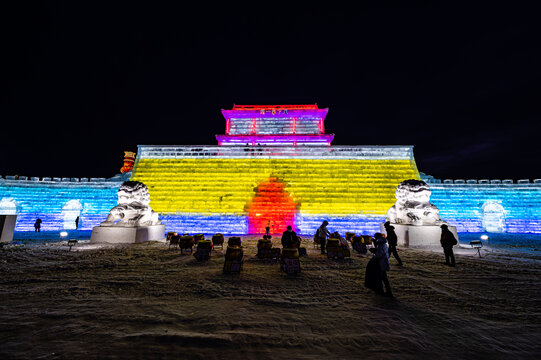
[217,104,334,146]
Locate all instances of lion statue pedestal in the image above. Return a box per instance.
[381,180,458,248]
[90,181,165,244]
[379,223,459,248]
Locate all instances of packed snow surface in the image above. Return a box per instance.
[1,236,540,359]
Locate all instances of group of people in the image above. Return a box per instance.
[33,216,80,232]
[36,214,457,297]
[308,220,459,298]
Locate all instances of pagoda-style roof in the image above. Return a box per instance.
[231,104,320,111]
[218,104,332,146]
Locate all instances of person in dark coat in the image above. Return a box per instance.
[331,231,350,252]
[440,224,458,267]
[263,226,272,240]
[316,220,331,254]
[364,255,382,293]
[384,221,403,266]
[75,216,80,230]
[281,226,299,248]
[365,233,393,297]
[374,233,393,297]
[34,218,42,232]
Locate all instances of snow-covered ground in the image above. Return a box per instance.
[1,237,540,359]
[13,231,541,255]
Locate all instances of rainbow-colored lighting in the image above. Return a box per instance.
[131,104,420,235]
[131,147,419,235]
[1,104,540,236]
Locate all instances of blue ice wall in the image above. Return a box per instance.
[424,177,541,233]
[297,215,385,237]
[0,174,127,231]
[158,214,385,236]
[1,172,539,235]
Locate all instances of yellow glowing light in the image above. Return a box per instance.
[131,158,420,216]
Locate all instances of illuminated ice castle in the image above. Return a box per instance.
[131,104,419,235]
[1,104,540,235]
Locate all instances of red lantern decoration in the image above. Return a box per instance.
[120,151,136,173]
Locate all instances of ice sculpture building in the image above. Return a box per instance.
[131,104,419,235]
[1,104,540,235]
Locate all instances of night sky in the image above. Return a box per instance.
[1,2,540,180]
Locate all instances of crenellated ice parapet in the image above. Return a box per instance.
[386,179,443,226]
[137,145,416,160]
[420,173,541,233]
[100,181,161,227]
[0,173,128,231]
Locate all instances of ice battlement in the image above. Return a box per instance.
[137,145,416,160]
[0,173,129,185]
[420,173,541,186]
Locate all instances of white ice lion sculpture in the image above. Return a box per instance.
[101,181,161,227]
[386,179,443,226]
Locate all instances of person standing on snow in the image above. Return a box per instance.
[316,220,331,254]
[373,233,393,297]
[440,224,457,267]
[384,221,403,266]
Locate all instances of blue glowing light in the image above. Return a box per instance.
[427,180,541,234]
[0,176,125,231]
